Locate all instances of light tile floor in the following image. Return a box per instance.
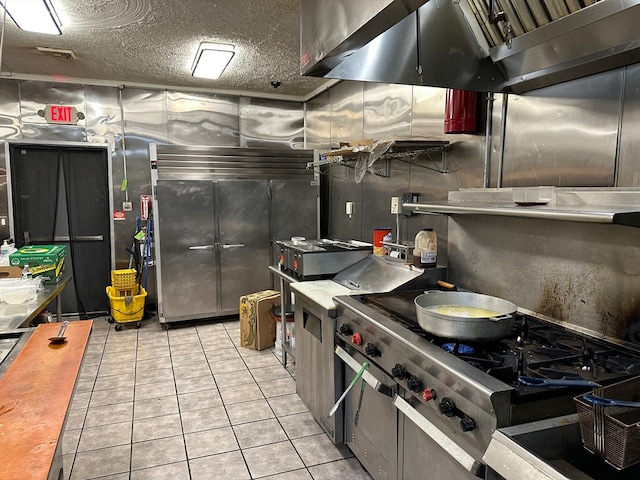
[62,316,373,480]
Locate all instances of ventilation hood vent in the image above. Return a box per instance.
[301,0,640,94]
[36,47,76,60]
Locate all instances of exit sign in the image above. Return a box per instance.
[44,105,79,125]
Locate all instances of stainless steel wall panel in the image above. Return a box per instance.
[239,97,304,148]
[327,164,363,240]
[330,82,364,146]
[502,71,621,187]
[0,82,20,242]
[85,86,122,146]
[411,86,447,136]
[305,94,332,150]
[487,93,505,187]
[0,82,21,140]
[19,124,87,143]
[361,160,409,243]
[448,215,640,339]
[327,82,364,239]
[363,83,412,139]
[617,64,640,187]
[167,91,239,147]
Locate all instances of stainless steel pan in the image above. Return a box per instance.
[414,291,517,341]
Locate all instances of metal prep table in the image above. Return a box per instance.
[0,273,72,331]
[268,264,298,366]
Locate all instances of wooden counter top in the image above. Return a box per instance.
[0,320,92,480]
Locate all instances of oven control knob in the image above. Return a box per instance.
[351,333,362,346]
[392,364,407,379]
[365,343,380,357]
[460,415,476,432]
[339,324,353,336]
[439,398,456,417]
[421,388,436,402]
[407,375,423,393]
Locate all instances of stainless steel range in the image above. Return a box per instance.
[332,290,640,480]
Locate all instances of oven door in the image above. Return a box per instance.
[394,392,485,479]
[335,344,398,480]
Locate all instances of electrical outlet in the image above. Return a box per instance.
[123,201,132,211]
[391,196,400,214]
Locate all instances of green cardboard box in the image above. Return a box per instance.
[9,245,66,284]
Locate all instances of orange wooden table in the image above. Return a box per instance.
[0,320,92,480]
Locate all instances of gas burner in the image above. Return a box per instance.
[442,343,475,354]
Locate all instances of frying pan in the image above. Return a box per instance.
[414,287,517,342]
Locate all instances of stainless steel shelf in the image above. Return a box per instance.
[404,188,640,228]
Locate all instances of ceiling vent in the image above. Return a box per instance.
[36,46,76,60]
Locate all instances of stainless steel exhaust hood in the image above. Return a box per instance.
[301,0,640,94]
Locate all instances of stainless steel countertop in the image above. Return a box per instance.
[0,274,72,331]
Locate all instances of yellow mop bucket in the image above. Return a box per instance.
[106,285,147,322]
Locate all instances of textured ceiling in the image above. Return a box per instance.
[0,0,334,101]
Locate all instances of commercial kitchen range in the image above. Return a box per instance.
[333,291,640,480]
[292,189,640,480]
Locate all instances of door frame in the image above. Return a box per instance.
[4,140,116,270]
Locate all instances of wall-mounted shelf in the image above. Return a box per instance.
[404,188,640,228]
[309,139,450,183]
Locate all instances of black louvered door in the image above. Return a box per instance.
[9,144,111,317]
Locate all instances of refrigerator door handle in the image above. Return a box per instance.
[188,245,216,250]
[221,244,245,249]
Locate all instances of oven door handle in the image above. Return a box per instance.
[392,394,481,474]
[335,345,393,396]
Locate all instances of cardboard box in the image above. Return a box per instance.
[239,290,280,350]
[9,245,66,284]
[0,266,23,278]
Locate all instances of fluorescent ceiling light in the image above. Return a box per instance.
[0,0,62,35]
[192,43,234,80]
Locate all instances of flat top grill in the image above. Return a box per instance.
[357,290,640,399]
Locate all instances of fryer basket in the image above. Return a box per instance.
[574,375,640,470]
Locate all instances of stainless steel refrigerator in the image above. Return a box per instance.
[151,145,318,327]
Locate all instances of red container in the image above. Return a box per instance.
[444,89,478,134]
[373,228,392,256]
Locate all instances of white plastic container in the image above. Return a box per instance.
[413,228,437,268]
[0,277,42,304]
